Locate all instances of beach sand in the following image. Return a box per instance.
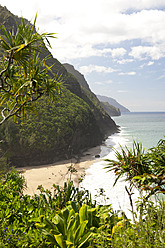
[18,146,101,196]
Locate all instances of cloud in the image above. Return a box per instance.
[147,61,154,66]
[116,59,134,64]
[129,46,165,60]
[2,1,165,62]
[117,90,128,93]
[140,61,154,68]
[119,71,136,75]
[157,74,165,80]
[95,80,113,85]
[79,65,117,75]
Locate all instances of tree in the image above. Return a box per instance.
[0,15,62,125]
[105,139,165,200]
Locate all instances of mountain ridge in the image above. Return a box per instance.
[97,95,130,113]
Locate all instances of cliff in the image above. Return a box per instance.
[100,102,121,117]
[63,63,118,132]
[97,95,130,113]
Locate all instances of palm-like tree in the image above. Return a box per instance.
[0,15,62,124]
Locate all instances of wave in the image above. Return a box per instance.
[80,129,140,220]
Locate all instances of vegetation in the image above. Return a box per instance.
[0,15,62,125]
[0,5,118,169]
[0,7,164,247]
[0,139,164,247]
[0,87,101,167]
[105,139,165,199]
[100,101,121,117]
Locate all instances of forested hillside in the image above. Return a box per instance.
[0,5,118,167]
[97,95,130,113]
[63,63,120,117]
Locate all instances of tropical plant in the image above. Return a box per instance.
[0,15,62,125]
[37,180,94,211]
[36,204,93,248]
[105,141,151,191]
[134,138,165,198]
[105,139,165,222]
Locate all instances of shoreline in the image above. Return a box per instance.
[19,145,102,196]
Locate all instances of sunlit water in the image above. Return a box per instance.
[81,112,165,219]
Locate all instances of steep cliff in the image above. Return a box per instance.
[63,63,118,134]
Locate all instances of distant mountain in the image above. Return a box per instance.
[100,102,121,116]
[97,95,130,113]
[63,63,120,117]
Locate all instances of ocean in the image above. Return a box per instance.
[81,112,165,219]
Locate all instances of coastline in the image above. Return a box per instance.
[19,145,102,196]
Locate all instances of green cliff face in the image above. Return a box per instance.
[63,63,118,133]
[0,5,118,166]
[100,102,121,117]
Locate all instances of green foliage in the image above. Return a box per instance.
[0,88,99,166]
[0,165,165,247]
[0,14,62,124]
[105,140,151,190]
[37,204,93,247]
[100,101,121,117]
[105,139,165,200]
[137,138,165,196]
[111,199,165,248]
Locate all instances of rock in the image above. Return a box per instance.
[95,154,100,158]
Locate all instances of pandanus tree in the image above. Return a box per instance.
[0,15,62,125]
[0,15,62,173]
[105,139,165,220]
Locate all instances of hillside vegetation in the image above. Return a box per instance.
[0,5,118,167]
[63,63,121,117]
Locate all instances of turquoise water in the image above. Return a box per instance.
[112,112,165,150]
[81,112,165,218]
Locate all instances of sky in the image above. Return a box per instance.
[1,0,165,112]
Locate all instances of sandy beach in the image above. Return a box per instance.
[18,146,101,196]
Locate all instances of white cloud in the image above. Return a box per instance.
[110,48,127,58]
[116,59,134,64]
[147,61,154,66]
[79,65,117,75]
[140,61,154,68]
[157,74,165,80]
[129,46,165,60]
[95,80,113,85]
[119,72,136,75]
[1,1,165,61]
[117,90,128,93]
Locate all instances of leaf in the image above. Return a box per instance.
[78,232,92,248]
[42,230,57,245]
[54,214,65,235]
[44,218,56,230]
[79,204,87,223]
[55,234,66,248]
[74,220,88,244]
